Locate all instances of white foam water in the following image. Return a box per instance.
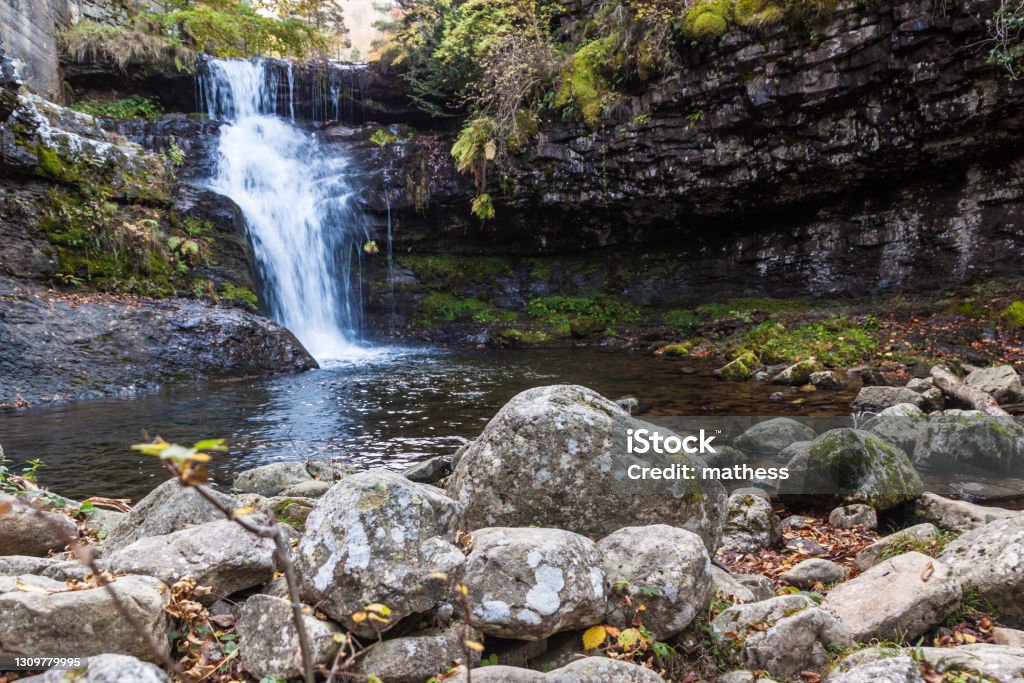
[200,57,374,364]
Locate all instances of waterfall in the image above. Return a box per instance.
[199,58,370,363]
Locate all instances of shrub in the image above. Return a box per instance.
[1002,301,1024,332]
[71,95,165,120]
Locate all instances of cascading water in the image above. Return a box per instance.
[199,57,370,363]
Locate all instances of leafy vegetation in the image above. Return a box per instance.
[381,0,838,217]
[71,95,165,121]
[732,315,880,366]
[988,0,1024,77]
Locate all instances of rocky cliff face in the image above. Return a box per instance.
[359,0,1024,299]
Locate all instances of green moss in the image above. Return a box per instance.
[664,309,700,336]
[526,295,641,337]
[658,342,693,356]
[220,282,258,311]
[554,34,619,127]
[716,351,760,381]
[417,292,514,325]
[733,315,878,366]
[735,0,785,27]
[1001,301,1024,332]
[682,0,732,42]
[397,254,512,291]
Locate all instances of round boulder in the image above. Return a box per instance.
[722,492,783,552]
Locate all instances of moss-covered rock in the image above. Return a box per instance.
[715,351,761,380]
[782,428,923,510]
[771,359,823,385]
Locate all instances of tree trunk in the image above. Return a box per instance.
[930,365,1010,417]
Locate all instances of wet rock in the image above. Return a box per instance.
[861,403,926,456]
[913,410,1024,475]
[810,370,843,388]
[965,365,1024,405]
[854,523,940,571]
[829,503,878,530]
[722,492,782,552]
[403,456,452,484]
[783,428,923,510]
[234,462,312,497]
[851,387,926,414]
[0,494,76,557]
[911,492,1018,531]
[823,552,961,642]
[279,480,331,498]
[19,654,171,683]
[100,479,231,553]
[825,655,924,683]
[716,352,762,381]
[0,574,170,662]
[734,418,816,455]
[106,519,276,602]
[598,524,711,639]
[712,595,851,679]
[446,385,727,549]
[939,513,1024,627]
[295,469,465,636]
[463,527,605,640]
[771,360,822,386]
[353,625,479,683]
[237,594,340,681]
[780,558,846,589]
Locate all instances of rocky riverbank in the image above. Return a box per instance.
[2,384,1024,681]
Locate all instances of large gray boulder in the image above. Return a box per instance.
[722,492,783,552]
[861,403,926,456]
[598,525,711,639]
[295,469,464,636]
[0,574,170,662]
[18,654,170,683]
[237,594,341,680]
[825,655,925,683]
[912,492,1018,531]
[100,479,231,553]
[851,386,927,413]
[828,503,878,530]
[446,385,727,549]
[233,462,312,497]
[463,527,606,640]
[0,555,89,580]
[782,429,923,510]
[823,552,961,642]
[939,513,1024,627]
[734,418,816,454]
[913,410,1024,475]
[965,365,1024,404]
[712,595,851,679]
[106,519,276,601]
[0,494,76,557]
[353,625,478,683]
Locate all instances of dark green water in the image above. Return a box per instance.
[0,347,856,501]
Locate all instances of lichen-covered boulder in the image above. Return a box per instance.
[782,428,923,510]
[106,519,276,602]
[0,574,170,662]
[0,494,76,557]
[913,410,1024,475]
[734,418,816,455]
[598,525,711,639]
[853,523,939,571]
[463,527,605,640]
[722,492,783,552]
[100,479,231,553]
[965,365,1024,404]
[715,352,762,381]
[712,595,851,679]
[446,385,727,550]
[780,558,846,589]
[18,654,170,683]
[939,513,1024,627]
[823,552,961,642]
[771,360,822,386]
[861,403,926,456]
[295,469,464,636]
[237,594,340,681]
[353,625,479,683]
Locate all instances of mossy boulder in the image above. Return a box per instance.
[715,351,762,381]
[782,428,923,510]
[771,359,823,386]
[912,409,1024,475]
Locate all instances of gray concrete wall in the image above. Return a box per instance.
[0,0,69,101]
